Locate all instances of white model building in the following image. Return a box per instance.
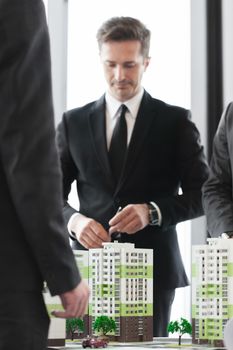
[74,250,89,337]
[75,242,153,342]
[43,289,66,347]
[44,252,89,345]
[192,238,233,347]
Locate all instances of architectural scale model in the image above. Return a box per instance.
[74,249,90,337]
[43,288,66,347]
[43,250,89,346]
[74,242,153,342]
[44,250,89,346]
[192,238,233,347]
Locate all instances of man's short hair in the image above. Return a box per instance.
[96,16,151,58]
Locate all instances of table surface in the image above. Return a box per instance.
[48,338,225,350]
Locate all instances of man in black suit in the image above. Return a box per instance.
[202,102,233,239]
[0,1,89,349]
[57,17,209,336]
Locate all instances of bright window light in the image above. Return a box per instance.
[42,0,48,18]
[67,0,190,109]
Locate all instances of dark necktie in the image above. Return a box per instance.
[109,104,128,181]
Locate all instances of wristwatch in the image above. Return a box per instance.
[221,232,233,239]
[148,203,159,226]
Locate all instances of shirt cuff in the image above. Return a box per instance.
[67,213,80,239]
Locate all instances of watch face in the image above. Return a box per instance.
[149,206,158,226]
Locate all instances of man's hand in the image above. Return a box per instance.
[52,280,89,319]
[109,204,149,235]
[71,214,110,249]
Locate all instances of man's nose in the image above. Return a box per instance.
[114,65,125,81]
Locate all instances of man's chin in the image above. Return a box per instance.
[112,88,133,102]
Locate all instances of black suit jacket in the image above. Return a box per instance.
[57,91,209,289]
[0,0,80,295]
[202,102,233,236]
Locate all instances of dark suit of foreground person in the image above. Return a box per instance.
[57,17,209,336]
[202,102,233,239]
[0,1,89,349]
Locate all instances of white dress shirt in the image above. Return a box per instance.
[68,88,162,237]
[105,88,144,149]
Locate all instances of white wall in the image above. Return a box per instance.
[47,0,68,125]
[222,0,233,108]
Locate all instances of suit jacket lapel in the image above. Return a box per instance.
[88,92,158,193]
[116,91,157,191]
[88,95,114,183]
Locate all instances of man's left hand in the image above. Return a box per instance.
[109,204,149,235]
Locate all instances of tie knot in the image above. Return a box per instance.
[120,104,127,115]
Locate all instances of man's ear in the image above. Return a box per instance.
[144,57,151,71]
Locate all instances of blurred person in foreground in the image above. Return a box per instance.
[0,0,89,349]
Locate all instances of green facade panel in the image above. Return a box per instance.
[46,304,64,317]
[79,266,89,279]
[120,265,153,278]
[228,304,233,317]
[228,263,233,276]
[120,303,153,316]
[192,263,197,277]
[199,319,207,339]
[206,319,223,340]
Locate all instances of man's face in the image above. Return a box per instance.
[100,40,150,102]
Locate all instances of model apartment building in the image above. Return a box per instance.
[192,238,233,347]
[74,249,90,337]
[44,251,89,346]
[74,242,153,342]
[43,288,66,347]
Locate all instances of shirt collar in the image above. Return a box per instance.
[105,88,144,119]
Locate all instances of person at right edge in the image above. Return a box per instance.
[202,102,233,240]
[0,1,89,349]
[56,16,209,337]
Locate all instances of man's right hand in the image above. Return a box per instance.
[52,280,90,319]
[70,213,110,249]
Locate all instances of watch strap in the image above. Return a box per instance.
[148,202,159,226]
[221,231,233,239]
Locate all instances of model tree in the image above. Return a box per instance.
[66,318,84,341]
[167,318,192,345]
[93,315,116,338]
